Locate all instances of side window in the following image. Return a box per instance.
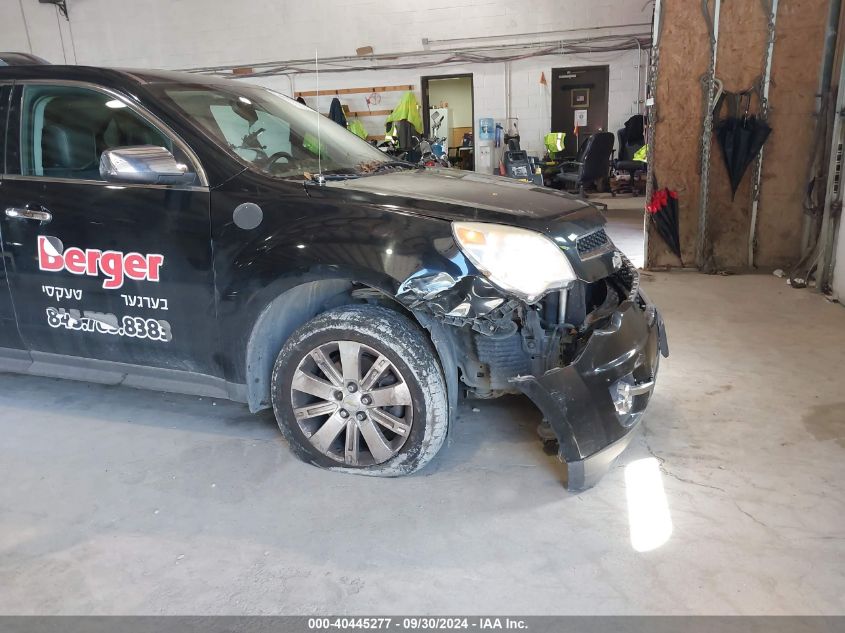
[0,85,11,175]
[19,85,192,181]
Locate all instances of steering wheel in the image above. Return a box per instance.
[261,151,294,170]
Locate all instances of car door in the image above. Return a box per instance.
[0,80,220,378]
[0,81,29,359]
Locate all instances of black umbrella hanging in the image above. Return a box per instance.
[647,188,683,264]
[714,93,772,199]
[328,97,347,127]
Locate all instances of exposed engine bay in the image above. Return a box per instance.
[398,250,642,399]
[396,245,667,491]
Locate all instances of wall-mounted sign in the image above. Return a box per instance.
[571,88,590,108]
[574,109,588,128]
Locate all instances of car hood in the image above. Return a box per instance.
[317,168,622,284]
[324,168,606,234]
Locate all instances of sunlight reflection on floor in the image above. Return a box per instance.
[625,457,673,552]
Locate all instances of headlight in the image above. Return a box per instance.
[452,221,576,303]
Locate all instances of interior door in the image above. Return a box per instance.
[0,82,219,376]
[551,66,610,157]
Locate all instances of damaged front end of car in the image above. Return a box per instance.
[396,224,668,491]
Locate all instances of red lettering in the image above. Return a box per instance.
[100,251,125,290]
[38,236,64,271]
[147,254,164,282]
[124,253,147,280]
[36,238,163,290]
[86,249,102,276]
[64,248,86,274]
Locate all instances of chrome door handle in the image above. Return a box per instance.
[5,207,52,223]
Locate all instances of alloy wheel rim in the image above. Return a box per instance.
[290,340,414,466]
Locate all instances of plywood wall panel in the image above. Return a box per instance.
[648,0,830,272]
[702,0,768,270]
[756,0,829,267]
[646,0,710,268]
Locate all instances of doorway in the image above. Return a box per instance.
[551,65,645,267]
[551,65,610,157]
[421,74,474,170]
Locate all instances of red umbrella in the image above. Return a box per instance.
[647,188,683,265]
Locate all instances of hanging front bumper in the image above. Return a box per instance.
[512,293,668,491]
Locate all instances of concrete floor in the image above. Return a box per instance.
[1,272,844,615]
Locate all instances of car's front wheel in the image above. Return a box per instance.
[270,305,448,475]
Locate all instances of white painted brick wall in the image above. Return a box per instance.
[4,0,649,163]
[258,50,644,159]
[8,0,649,68]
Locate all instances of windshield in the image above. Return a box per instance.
[149,82,393,178]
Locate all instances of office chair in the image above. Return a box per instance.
[554,132,615,196]
[613,115,647,195]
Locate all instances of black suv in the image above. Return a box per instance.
[0,63,667,490]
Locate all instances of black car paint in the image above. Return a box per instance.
[0,83,26,353]
[0,65,667,490]
[514,300,667,490]
[322,169,622,283]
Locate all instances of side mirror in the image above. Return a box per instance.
[100,146,195,185]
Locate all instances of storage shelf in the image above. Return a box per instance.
[295,85,413,98]
[348,109,392,117]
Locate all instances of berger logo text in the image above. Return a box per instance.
[38,236,164,290]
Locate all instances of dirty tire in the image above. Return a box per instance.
[271,304,449,476]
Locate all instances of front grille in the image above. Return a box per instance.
[612,254,640,301]
[576,228,611,258]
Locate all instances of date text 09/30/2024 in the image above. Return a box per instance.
[307,617,528,630]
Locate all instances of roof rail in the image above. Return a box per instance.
[0,52,51,66]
